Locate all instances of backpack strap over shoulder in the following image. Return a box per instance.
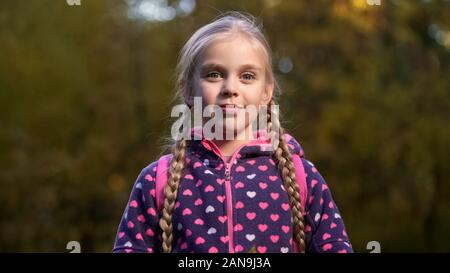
[291,154,308,212]
[291,154,308,253]
[155,154,173,212]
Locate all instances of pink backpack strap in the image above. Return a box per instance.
[283,134,307,209]
[291,153,308,253]
[155,154,173,212]
[292,154,307,212]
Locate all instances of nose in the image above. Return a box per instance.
[221,77,239,98]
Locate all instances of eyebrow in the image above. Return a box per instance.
[200,63,263,72]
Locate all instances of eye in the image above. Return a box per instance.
[241,73,255,81]
[206,71,222,79]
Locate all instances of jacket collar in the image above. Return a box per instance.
[187,127,305,161]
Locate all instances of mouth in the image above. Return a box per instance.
[218,104,245,115]
[219,104,245,109]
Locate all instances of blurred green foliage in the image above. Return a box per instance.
[0,0,449,252]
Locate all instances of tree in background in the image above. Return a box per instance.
[0,0,449,252]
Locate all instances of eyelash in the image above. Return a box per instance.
[205,72,255,81]
[206,72,222,79]
[242,73,255,80]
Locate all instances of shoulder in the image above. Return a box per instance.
[136,160,159,182]
[300,158,327,190]
[129,158,162,194]
[299,157,333,212]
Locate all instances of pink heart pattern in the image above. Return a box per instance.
[113,133,353,254]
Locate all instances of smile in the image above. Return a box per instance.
[219,104,245,112]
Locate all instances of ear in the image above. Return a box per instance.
[261,81,274,105]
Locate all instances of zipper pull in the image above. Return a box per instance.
[225,163,231,181]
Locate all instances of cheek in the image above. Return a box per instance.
[246,85,267,105]
[198,83,220,104]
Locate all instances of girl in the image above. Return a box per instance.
[113,12,353,253]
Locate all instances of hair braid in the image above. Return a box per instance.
[267,100,306,253]
[159,138,187,253]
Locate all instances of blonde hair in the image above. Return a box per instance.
[159,11,305,253]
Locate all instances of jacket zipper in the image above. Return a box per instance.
[202,140,253,253]
[201,138,272,253]
[223,162,234,252]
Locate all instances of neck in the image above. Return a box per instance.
[212,139,252,157]
[212,125,255,157]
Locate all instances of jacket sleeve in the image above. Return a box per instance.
[302,158,353,253]
[113,161,162,253]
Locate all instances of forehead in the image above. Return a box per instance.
[199,33,267,69]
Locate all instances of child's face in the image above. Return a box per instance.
[192,33,274,138]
